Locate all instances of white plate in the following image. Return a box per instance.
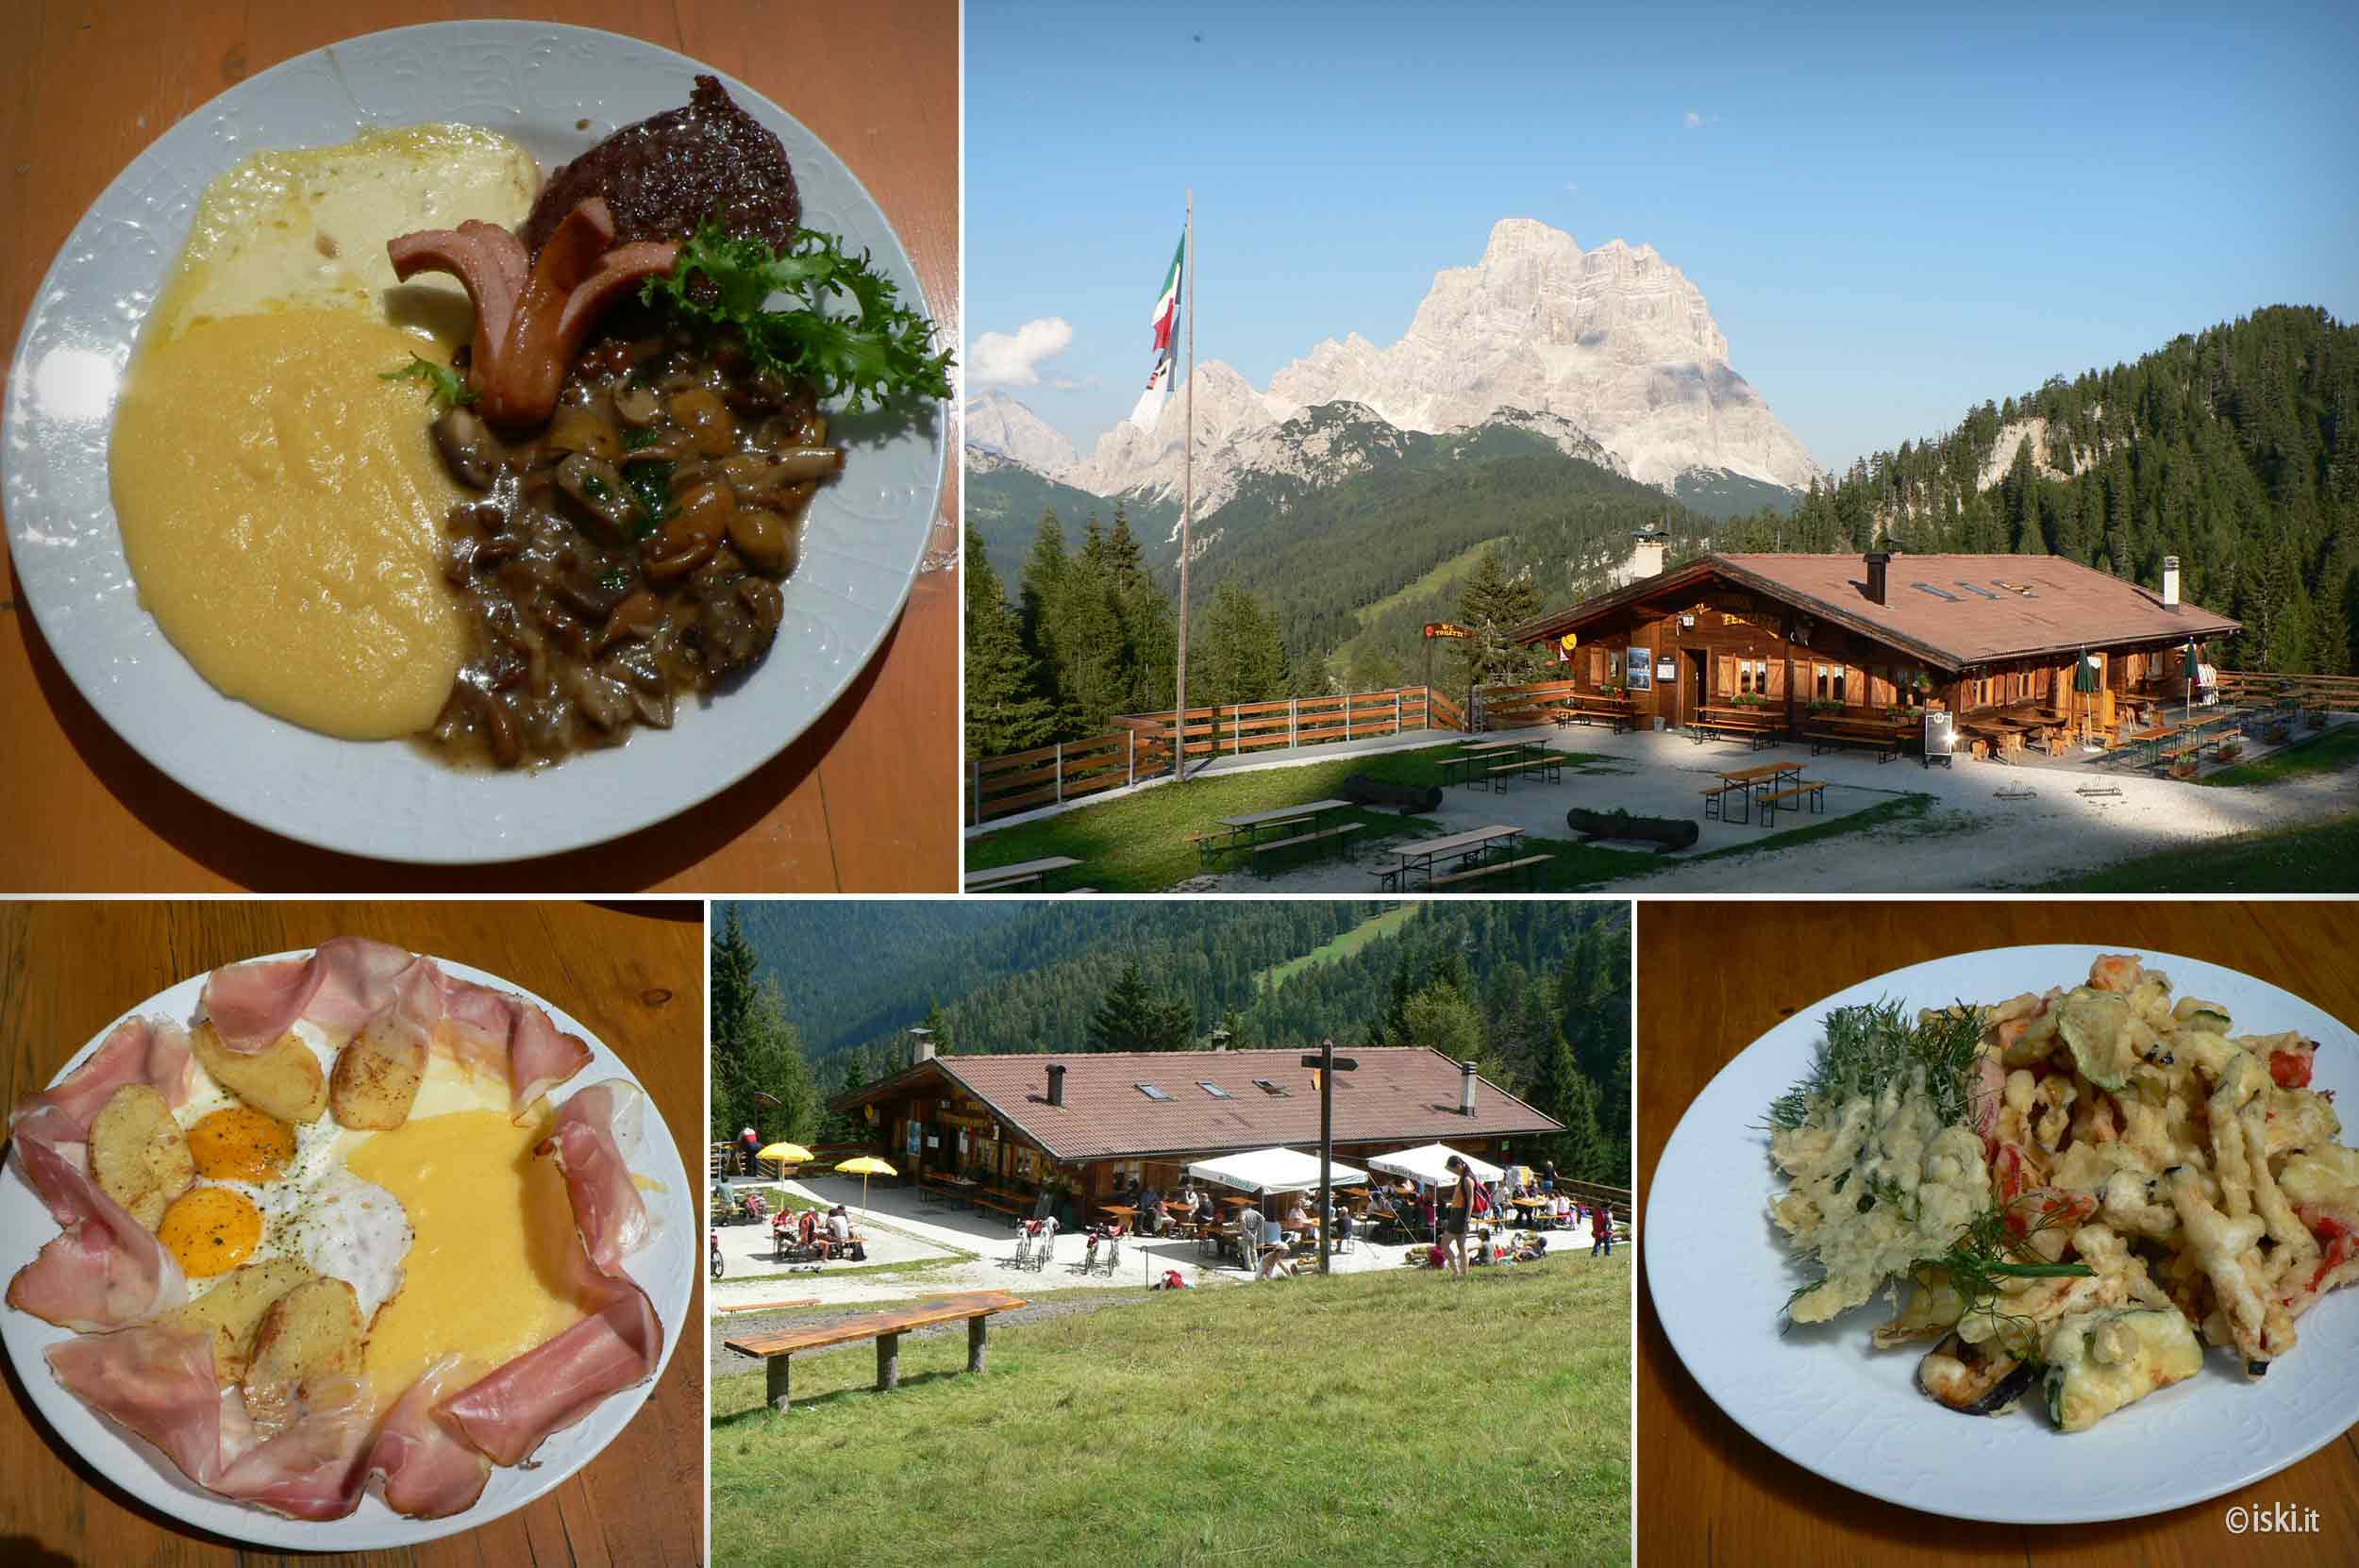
[1,22,945,864]
[0,950,694,1550]
[1647,943,2359,1525]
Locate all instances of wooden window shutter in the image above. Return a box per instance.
[1716,655,1736,696]
[1767,661,1786,697]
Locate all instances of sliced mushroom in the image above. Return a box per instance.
[555,454,638,542]
[727,502,799,575]
[433,407,499,489]
[545,405,622,461]
[666,387,739,457]
[644,481,732,581]
[593,590,661,653]
[613,380,663,426]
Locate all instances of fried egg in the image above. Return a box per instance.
[165,1024,414,1319]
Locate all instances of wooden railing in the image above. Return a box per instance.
[1557,1176,1633,1223]
[1473,677,1583,730]
[966,686,1463,824]
[2217,670,2359,709]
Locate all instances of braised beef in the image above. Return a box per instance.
[521,76,800,255]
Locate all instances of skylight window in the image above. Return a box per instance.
[1134,1082,1172,1101]
[1197,1081,1233,1099]
[1251,1078,1291,1097]
[1911,582,1961,603]
[1954,580,2000,601]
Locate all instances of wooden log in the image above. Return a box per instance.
[766,1354,792,1412]
[968,1312,989,1375]
[1565,807,1699,852]
[1341,774,1443,812]
[878,1331,902,1392]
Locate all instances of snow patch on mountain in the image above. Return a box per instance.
[965,390,1080,477]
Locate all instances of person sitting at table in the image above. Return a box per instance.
[797,1207,818,1250]
[1139,1183,1166,1235]
[824,1205,850,1251]
[1281,1193,1311,1245]
[1259,1193,1296,1280]
[1333,1204,1356,1243]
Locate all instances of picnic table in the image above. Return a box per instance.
[1193,799,1361,873]
[1804,714,1908,763]
[1691,705,1782,749]
[1702,761,1802,826]
[726,1290,1029,1411]
[1556,693,1637,733]
[1453,738,1559,792]
[1379,824,1539,891]
[965,856,1082,892]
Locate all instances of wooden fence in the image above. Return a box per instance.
[967,686,1461,824]
[2217,670,2359,709]
[1472,677,1583,730]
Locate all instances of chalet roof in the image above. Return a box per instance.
[827,1046,1561,1162]
[1512,552,2240,672]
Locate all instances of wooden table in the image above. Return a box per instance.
[1383,824,1526,888]
[0,900,704,1566]
[0,0,958,893]
[1638,901,2359,1567]
[1218,800,1355,842]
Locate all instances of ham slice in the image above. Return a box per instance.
[198,942,592,1115]
[12,1017,192,1131]
[442,1081,661,1465]
[367,1359,492,1519]
[388,198,680,429]
[7,1112,188,1329]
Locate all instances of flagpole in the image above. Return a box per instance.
[1172,190,1195,781]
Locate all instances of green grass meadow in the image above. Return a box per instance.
[711,1254,1631,1568]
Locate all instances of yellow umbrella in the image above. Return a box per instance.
[757,1142,814,1165]
[835,1155,897,1213]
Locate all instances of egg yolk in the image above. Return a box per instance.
[159,1187,264,1277]
[187,1105,296,1182]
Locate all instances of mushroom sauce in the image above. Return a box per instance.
[421,312,841,769]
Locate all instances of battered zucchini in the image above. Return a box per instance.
[2041,1306,2203,1432]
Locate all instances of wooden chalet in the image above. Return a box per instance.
[1510,549,2240,740]
[826,1045,1563,1226]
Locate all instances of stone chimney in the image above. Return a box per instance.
[1865,550,1891,608]
[1046,1062,1066,1108]
[2162,556,2181,609]
[1460,1059,1478,1117]
[915,1039,936,1063]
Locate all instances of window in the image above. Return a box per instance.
[1912,582,1961,602]
[1251,1078,1291,1097]
[1815,664,1848,703]
[1627,646,1653,692]
[1134,1082,1172,1101]
[1197,1081,1233,1099]
[1736,658,1769,695]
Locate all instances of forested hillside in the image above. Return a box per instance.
[721,899,1632,1184]
[1715,307,2359,674]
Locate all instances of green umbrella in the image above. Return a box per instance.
[2072,655,2100,693]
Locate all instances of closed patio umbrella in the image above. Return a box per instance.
[2072,652,2099,741]
[834,1155,897,1214]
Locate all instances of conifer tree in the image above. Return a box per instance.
[963,526,1057,756]
[1194,580,1292,705]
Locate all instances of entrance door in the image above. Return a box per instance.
[1683,649,1709,725]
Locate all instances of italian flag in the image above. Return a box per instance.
[1127,230,1186,428]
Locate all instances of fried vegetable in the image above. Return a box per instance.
[190,1020,328,1125]
[2042,1306,2203,1432]
[243,1277,364,1435]
[165,1258,313,1385]
[328,1015,427,1131]
[89,1082,195,1230]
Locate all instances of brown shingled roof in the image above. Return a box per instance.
[1514,552,2239,672]
[828,1047,1561,1161]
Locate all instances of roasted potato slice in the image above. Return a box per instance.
[243,1277,363,1434]
[164,1257,312,1385]
[190,1019,327,1125]
[329,1015,426,1131]
[89,1082,195,1230]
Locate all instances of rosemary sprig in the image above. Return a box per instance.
[1765,998,1990,1131]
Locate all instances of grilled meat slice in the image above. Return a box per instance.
[521,75,799,255]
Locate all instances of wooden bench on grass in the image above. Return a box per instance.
[1250,822,1364,870]
[1184,827,1246,865]
[1426,853,1551,891]
[727,1290,1029,1412]
[1485,755,1563,788]
[1757,780,1828,824]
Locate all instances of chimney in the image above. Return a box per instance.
[1630,528,1665,580]
[1865,550,1891,607]
[1459,1059,1478,1117]
[2162,556,2181,609]
[915,1039,936,1064]
[1046,1062,1066,1108]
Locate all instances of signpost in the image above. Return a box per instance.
[1422,622,1472,698]
[1300,1038,1359,1274]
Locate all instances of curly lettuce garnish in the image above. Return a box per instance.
[378,353,476,410]
[640,221,954,412]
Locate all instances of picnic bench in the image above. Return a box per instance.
[1756,778,1829,824]
[1428,853,1551,891]
[1690,706,1781,749]
[727,1290,1029,1411]
[1702,761,1800,826]
[965,856,1082,892]
[1484,753,1563,789]
[1555,695,1636,733]
[1805,717,1906,763]
[1377,824,1529,890]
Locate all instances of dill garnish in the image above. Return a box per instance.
[1765,998,1989,1132]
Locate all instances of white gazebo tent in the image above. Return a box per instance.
[1364,1143,1504,1187]
[1186,1146,1368,1194]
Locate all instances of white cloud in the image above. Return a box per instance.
[1682,109,1704,130]
[970,317,1075,386]
[1564,180,1580,196]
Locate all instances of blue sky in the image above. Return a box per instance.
[963,0,2359,472]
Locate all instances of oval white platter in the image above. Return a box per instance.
[1647,943,2359,1525]
[1,22,945,864]
[0,949,695,1550]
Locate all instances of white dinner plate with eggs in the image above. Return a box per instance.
[0,950,695,1549]
[1,22,945,864]
[1646,944,2359,1524]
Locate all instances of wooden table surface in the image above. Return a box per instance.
[0,900,706,1566]
[0,0,959,892]
[1637,900,2359,1567]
